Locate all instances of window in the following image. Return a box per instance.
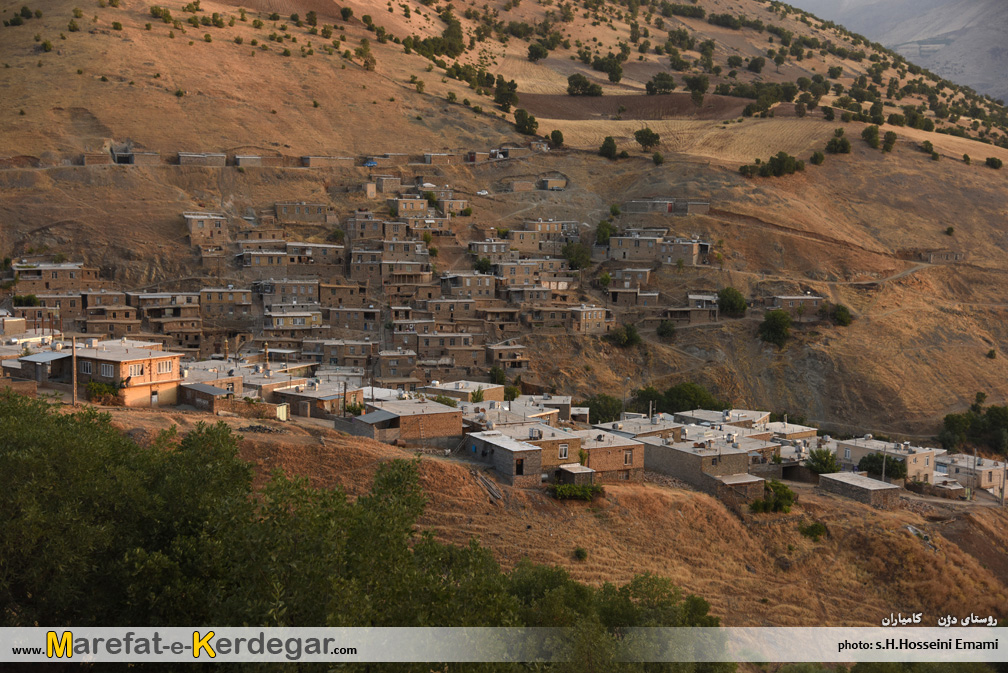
[157,360,174,374]
[100,363,114,378]
[624,450,633,465]
[80,361,92,374]
[559,444,568,460]
[129,364,144,377]
[844,448,851,460]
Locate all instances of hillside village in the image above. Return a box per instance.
[1,136,1004,512]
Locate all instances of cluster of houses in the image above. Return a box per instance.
[2,324,1000,507]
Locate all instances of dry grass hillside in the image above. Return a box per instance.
[2,0,1008,433]
[102,406,1008,627]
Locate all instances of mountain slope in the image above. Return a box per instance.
[791,0,1008,102]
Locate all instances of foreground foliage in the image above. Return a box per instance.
[0,392,729,671]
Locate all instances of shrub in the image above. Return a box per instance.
[653,152,664,165]
[987,349,997,359]
[963,154,971,165]
[749,480,795,513]
[431,394,457,408]
[548,484,604,501]
[86,380,119,401]
[549,129,563,148]
[41,39,52,50]
[68,19,79,30]
[174,88,184,97]
[799,521,828,541]
[810,151,824,165]
[573,546,588,561]
[599,136,617,159]
[945,226,954,236]
[112,21,123,30]
[986,157,1003,169]
[203,32,211,42]
[633,127,660,151]
[657,320,675,339]
[607,324,641,348]
[826,136,851,154]
[861,125,879,149]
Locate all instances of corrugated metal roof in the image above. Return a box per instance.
[181,382,232,396]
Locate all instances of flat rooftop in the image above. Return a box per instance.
[496,423,579,442]
[595,414,682,435]
[718,473,764,486]
[819,472,899,491]
[425,380,503,394]
[765,421,818,435]
[366,398,459,416]
[838,437,933,456]
[570,429,642,450]
[468,430,540,453]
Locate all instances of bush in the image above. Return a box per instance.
[595,220,615,245]
[798,521,828,542]
[653,152,664,165]
[759,309,792,348]
[810,151,824,165]
[513,108,538,135]
[749,480,795,513]
[963,154,971,165]
[633,127,660,151]
[599,136,617,159]
[987,349,997,359]
[573,546,588,561]
[548,484,604,501]
[608,324,641,348]
[945,226,955,236]
[657,320,675,339]
[986,157,1003,169]
[826,136,851,154]
[861,124,879,149]
[431,394,458,408]
[85,380,119,401]
[561,242,591,270]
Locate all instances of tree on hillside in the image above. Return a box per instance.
[717,287,747,317]
[489,366,506,385]
[861,124,880,149]
[355,38,376,70]
[748,56,765,73]
[494,76,519,112]
[473,257,492,274]
[645,72,676,95]
[599,136,617,159]
[514,108,538,136]
[549,129,564,148]
[528,42,548,62]
[759,309,792,348]
[805,448,840,474]
[662,381,723,413]
[607,324,641,348]
[567,73,603,96]
[682,74,709,106]
[633,127,660,151]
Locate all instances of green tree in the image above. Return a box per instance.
[514,108,538,135]
[580,393,623,423]
[599,136,617,159]
[653,152,664,165]
[759,309,792,348]
[858,453,907,480]
[473,257,492,274]
[599,271,611,289]
[633,127,660,151]
[305,10,316,26]
[527,42,548,62]
[561,242,591,270]
[644,71,676,95]
[607,324,641,348]
[717,287,747,317]
[470,386,485,404]
[489,366,506,385]
[567,73,602,96]
[986,157,1003,169]
[493,75,518,111]
[549,129,564,148]
[596,219,615,245]
[662,382,723,413]
[657,320,675,339]
[805,448,840,474]
[861,124,880,149]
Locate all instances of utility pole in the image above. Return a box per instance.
[71,334,77,405]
